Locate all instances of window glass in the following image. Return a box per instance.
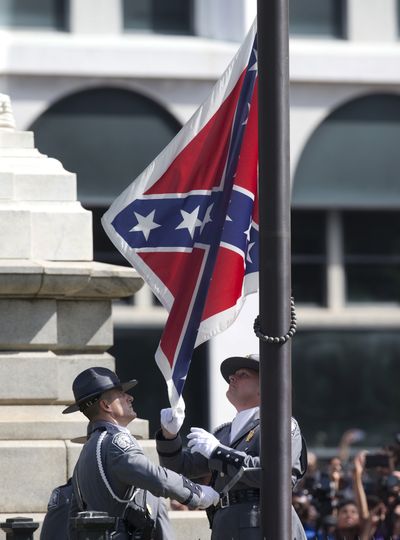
[30,87,182,265]
[293,330,400,447]
[291,210,326,305]
[343,211,400,303]
[289,0,344,37]
[0,0,66,29]
[124,0,194,35]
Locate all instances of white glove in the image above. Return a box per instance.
[198,485,220,509]
[160,407,185,436]
[187,427,219,458]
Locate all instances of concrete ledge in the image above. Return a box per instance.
[0,441,66,512]
[0,130,34,149]
[0,209,31,258]
[14,172,77,202]
[0,352,58,402]
[31,204,93,261]
[0,351,115,403]
[0,407,149,440]
[0,260,142,298]
[0,299,57,349]
[169,510,210,540]
[0,172,13,199]
[0,299,112,351]
[0,201,93,261]
[57,300,112,351]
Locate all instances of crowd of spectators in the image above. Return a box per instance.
[293,430,400,540]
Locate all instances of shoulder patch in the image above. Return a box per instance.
[112,432,136,453]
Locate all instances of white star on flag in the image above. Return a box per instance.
[200,203,214,232]
[247,242,255,263]
[176,206,202,239]
[244,219,252,241]
[242,103,251,126]
[130,210,161,241]
[249,49,257,72]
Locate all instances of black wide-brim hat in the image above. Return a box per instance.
[220,354,260,383]
[63,367,137,414]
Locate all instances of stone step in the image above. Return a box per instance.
[0,434,152,512]
[0,511,211,540]
[0,408,149,440]
[0,352,116,403]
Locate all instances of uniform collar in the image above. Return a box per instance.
[230,406,260,445]
[88,420,130,436]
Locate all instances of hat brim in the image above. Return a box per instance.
[220,357,259,383]
[70,435,87,444]
[62,379,138,415]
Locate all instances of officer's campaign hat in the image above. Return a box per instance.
[63,367,137,414]
[220,353,259,382]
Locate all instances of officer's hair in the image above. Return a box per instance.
[82,400,102,420]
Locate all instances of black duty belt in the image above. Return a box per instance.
[218,488,260,509]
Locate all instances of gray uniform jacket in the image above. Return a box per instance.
[156,409,307,540]
[71,421,204,539]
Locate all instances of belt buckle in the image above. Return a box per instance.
[220,493,230,508]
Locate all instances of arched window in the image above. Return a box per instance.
[30,88,209,433]
[30,87,182,265]
[292,93,400,306]
[291,94,400,448]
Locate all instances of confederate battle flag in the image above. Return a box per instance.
[102,21,259,408]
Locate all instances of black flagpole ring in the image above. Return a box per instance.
[253,297,297,344]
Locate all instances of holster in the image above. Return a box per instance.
[124,503,155,540]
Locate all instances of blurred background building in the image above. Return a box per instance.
[2,0,400,453]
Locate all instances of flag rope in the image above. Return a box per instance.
[253,297,297,344]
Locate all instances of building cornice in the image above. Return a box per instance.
[3,32,400,85]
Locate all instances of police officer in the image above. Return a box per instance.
[156,354,307,540]
[40,479,73,540]
[64,367,219,539]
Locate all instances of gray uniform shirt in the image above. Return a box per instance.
[71,421,204,539]
[156,410,307,540]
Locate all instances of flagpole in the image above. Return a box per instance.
[257,0,292,539]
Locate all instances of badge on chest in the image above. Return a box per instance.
[246,429,255,442]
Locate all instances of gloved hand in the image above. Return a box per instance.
[187,427,219,458]
[160,407,185,436]
[197,485,220,509]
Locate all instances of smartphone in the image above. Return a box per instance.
[365,453,390,469]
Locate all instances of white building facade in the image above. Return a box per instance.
[2,0,400,450]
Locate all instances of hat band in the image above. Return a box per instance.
[79,395,101,413]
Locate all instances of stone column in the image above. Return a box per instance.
[0,94,144,523]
